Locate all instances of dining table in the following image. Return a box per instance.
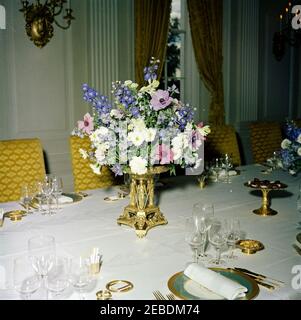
[0,164,300,300]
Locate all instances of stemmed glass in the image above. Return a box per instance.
[13,255,41,300]
[28,235,56,298]
[34,181,45,214]
[208,219,227,265]
[42,178,54,215]
[211,158,222,182]
[46,256,71,299]
[221,154,233,184]
[226,218,240,259]
[185,217,207,264]
[20,185,34,215]
[192,202,214,258]
[69,256,93,300]
[52,176,63,212]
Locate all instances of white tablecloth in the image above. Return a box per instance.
[0,165,300,300]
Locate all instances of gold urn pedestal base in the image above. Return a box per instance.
[253,188,278,216]
[117,205,168,238]
[117,166,169,238]
[253,207,278,216]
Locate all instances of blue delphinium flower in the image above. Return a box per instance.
[112,81,136,109]
[111,163,123,176]
[143,57,159,82]
[176,104,194,131]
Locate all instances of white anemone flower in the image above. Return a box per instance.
[281,139,292,149]
[129,156,147,175]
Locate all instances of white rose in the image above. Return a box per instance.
[96,127,109,136]
[90,163,101,175]
[297,134,301,144]
[146,128,157,142]
[298,147,301,156]
[129,156,147,175]
[281,139,292,149]
[79,148,88,160]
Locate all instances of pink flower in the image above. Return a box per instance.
[150,90,173,111]
[155,144,174,165]
[78,113,94,134]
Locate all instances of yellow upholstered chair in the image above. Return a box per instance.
[205,125,241,166]
[0,138,46,202]
[250,122,282,164]
[70,136,116,192]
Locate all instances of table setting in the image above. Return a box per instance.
[1,61,301,301]
[0,163,300,300]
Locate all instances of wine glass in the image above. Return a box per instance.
[34,181,46,214]
[52,176,63,212]
[185,217,207,264]
[211,158,222,182]
[41,178,54,215]
[13,255,41,300]
[221,154,233,184]
[69,256,93,300]
[28,234,56,294]
[20,184,34,215]
[208,219,227,265]
[225,218,240,259]
[46,256,71,299]
[192,202,214,257]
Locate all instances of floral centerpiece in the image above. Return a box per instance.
[72,57,210,237]
[276,121,301,176]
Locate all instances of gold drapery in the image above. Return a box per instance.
[187,0,225,125]
[134,0,172,84]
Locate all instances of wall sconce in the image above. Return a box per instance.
[20,0,75,48]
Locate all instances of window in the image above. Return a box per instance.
[161,0,209,122]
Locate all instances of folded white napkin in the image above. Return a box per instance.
[57,195,73,204]
[184,263,248,300]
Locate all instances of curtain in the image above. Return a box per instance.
[187,0,225,125]
[135,0,172,84]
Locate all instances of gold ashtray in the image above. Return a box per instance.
[236,239,264,254]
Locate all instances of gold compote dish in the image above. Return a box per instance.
[244,178,287,216]
[117,166,169,238]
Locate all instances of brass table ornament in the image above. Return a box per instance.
[96,290,112,300]
[0,210,26,227]
[105,280,134,293]
[117,166,169,238]
[244,178,287,216]
[236,239,264,254]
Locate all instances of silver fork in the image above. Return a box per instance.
[166,293,176,300]
[153,290,166,300]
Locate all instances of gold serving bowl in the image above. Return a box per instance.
[236,239,264,254]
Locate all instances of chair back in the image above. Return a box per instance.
[0,138,45,202]
[70,136,115,192]
[205,125,241,166]
[250,122,282,164]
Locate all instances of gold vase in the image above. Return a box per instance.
[117,166,169,238]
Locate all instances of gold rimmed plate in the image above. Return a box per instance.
[31,192,83,208]
[167,268,259,300]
